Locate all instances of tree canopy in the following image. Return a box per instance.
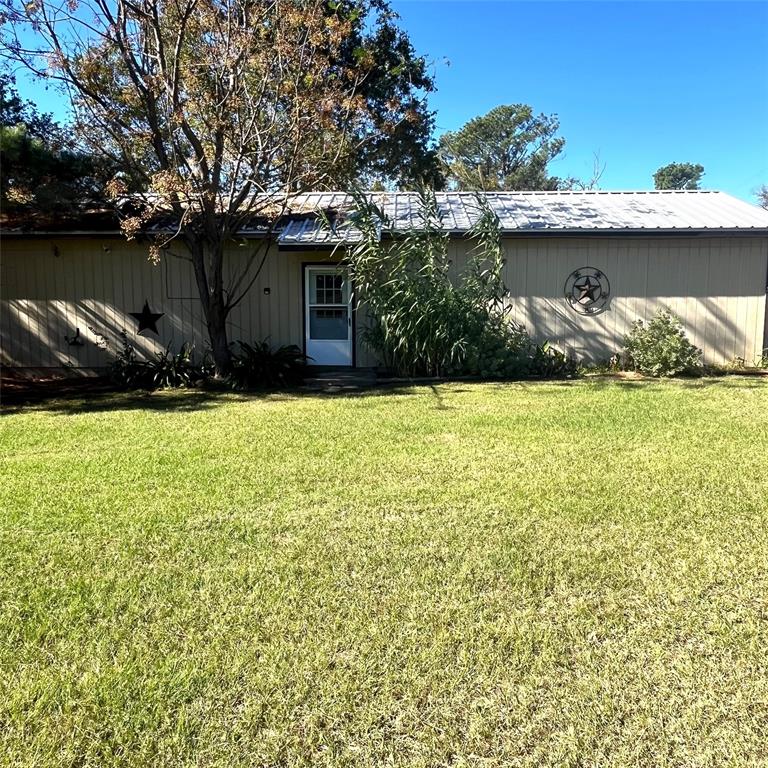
[437,104,565,191]
[653,162,705,190]
[0,73,114,213]
[335,0,441,187]
[1,0,437,372]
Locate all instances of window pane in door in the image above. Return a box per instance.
[309,307,348,339]
[310,271,348,305]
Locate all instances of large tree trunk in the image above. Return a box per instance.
[189,239,232,377]
[206,296,231,377]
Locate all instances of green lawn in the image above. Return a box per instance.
[2,378,768,767]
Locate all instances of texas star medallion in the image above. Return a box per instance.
[564,267,610,315]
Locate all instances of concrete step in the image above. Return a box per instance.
[302,366,378,392]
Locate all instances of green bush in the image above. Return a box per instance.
[529,341,582,378]
[110,333,209,389]
[343,189,578,380]
[110,331,150,389]
[147,343,208,389]
[111,334,307,391]
[228,341,307,390]
[624,310,702,377]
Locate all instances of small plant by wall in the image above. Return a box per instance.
[624,310,703,377]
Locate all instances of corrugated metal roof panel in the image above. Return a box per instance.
[276,190,768,246]
[279,216,366,246]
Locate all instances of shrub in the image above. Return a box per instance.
[342,189,578,380]
[146,343,208,389]
[229,341,307,390]
[624,310,702,377]
[110,331,150,389]
[529,341,582,378]
[111,334,306,391]
[110,332,209,389]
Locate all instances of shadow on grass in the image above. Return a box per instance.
[1,389,238,416]
[578,374,768,392]
[676,376,768,390]
[476,375,768,399]
[429,384,455,410]
[0,381,426,416]
[3,373,765,416]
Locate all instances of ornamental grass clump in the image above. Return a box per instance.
[624,309,703,377]
[341,189,578,379]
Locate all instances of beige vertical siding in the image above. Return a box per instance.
[1,234,766,368]
[491,236,767,365]
[0,238,378,368]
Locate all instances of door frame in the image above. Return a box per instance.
[302,261,356,367]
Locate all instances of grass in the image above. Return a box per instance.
[1,378,768,767]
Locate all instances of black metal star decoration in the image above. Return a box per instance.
[129,301,164,335]
[574,275,601,304]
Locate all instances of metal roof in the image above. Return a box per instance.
[4,190,766,241]
[277,190,768,246]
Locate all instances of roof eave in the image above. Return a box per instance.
[494,228,768,238]
[1,230,125,237]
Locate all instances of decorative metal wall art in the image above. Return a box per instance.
[129,301,164,335]
[64,328,84,346]
[564,267,610,315]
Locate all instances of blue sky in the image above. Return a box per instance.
[13,0,768,202]
[390,0,768,201]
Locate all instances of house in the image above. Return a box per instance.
[2,190,767,370]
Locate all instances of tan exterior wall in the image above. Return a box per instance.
[0,237,378,369]
[490,236,768,365]
[1,234,766,369]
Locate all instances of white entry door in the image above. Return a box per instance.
[304,266,353,366]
